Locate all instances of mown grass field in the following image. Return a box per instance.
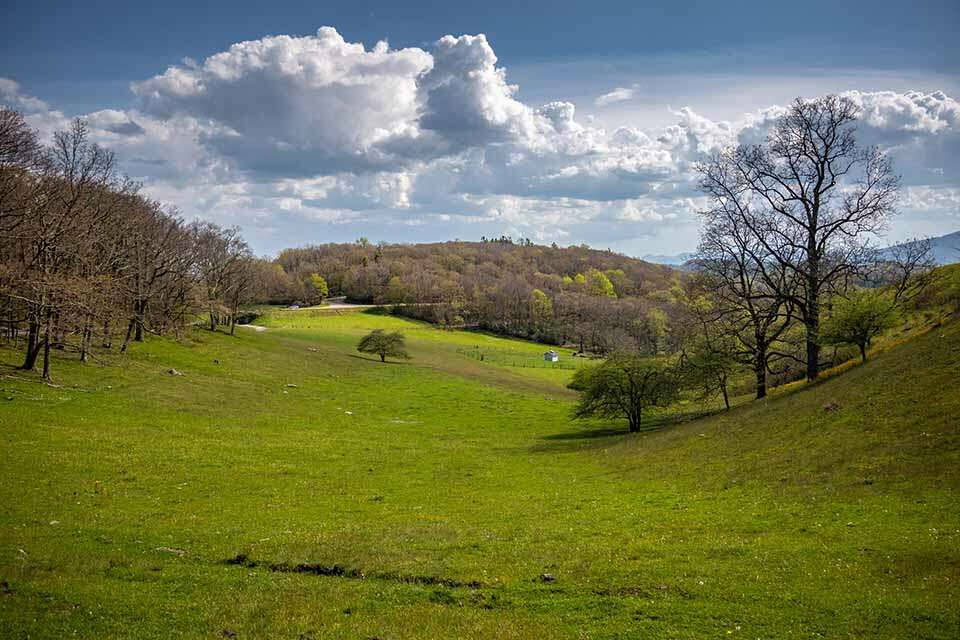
[1,308,958,638]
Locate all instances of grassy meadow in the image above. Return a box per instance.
[1,308,958,638]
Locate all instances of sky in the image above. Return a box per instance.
[1,0,958,258]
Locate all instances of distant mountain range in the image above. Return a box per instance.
[642,252,695,266]
[885,230,960,265]
[644,230,960,268]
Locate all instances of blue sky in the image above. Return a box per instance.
[2,1,958,256]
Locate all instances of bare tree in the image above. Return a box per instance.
[191,221,251,332]
[692,208,797,398]
[698,95,900,381]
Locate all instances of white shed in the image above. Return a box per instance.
[543,350,559,362]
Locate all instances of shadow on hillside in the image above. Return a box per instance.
[542,427,630,441]
[529,409,722,454]
[347,354,412,365]
[528,426,633,454]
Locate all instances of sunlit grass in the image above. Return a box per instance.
[1,311,957,638]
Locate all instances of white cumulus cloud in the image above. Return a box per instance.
[2,26,958,255]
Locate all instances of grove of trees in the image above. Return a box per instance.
[269,239,682,355]
[0,108,266,379]
[688,94,933,398]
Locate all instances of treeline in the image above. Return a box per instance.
[271,240,682,352]
[0,108,275,379]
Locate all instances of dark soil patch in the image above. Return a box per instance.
[225,554,483,589]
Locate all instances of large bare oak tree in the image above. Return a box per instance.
[697,95,899,381]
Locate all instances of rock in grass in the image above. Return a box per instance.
[823,401,840,412]
[539,573,556,582]
[167,368,184,376]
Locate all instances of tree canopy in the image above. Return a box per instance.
[357,329,411,363]
[307,273,330,304]
[822,289,899,363]
[568,354,679,433]
[697,95,900,381]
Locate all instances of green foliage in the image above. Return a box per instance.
[584,268,617,297]
[822,289,899,362]
[384,276,410,304]
[603,269,628,296]
[307,273,328,304]
[644,308,670,354]
[680,334,739,409]
[357,328,411,362]
[569,354,679,432]
[530,289,553,333]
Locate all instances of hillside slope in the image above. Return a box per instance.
[0,310,957,638]
[615,315,960,493]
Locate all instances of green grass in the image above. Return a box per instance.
[1,309,958,638]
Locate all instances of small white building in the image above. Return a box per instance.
[543,350,559,362]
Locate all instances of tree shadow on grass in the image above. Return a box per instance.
[529,407,724,454]
[528,425,634,454]
[346,353,412,365]
[541,427,631,441]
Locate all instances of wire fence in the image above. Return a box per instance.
[456,347,580,370]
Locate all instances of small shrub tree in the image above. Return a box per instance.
[679,335,738,410]
[357,329,411,362]
[568,354,679,432]
[822,289,899,363]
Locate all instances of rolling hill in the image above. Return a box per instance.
[0,307,957,638]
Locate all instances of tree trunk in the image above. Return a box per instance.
[859,343,867,363]
[80,320,91,363]
[805,260,821,381]
[134,300,145,342]
[20,319,40,370]
[628,409,641,433]
[379,353,386,362]
[805,327,820,381]
[41,312,53,380]
[209,307,217,332]
[102,319,112,348]
[720,378,730,410]
[754,347,767,400]
[120,318,136,353]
